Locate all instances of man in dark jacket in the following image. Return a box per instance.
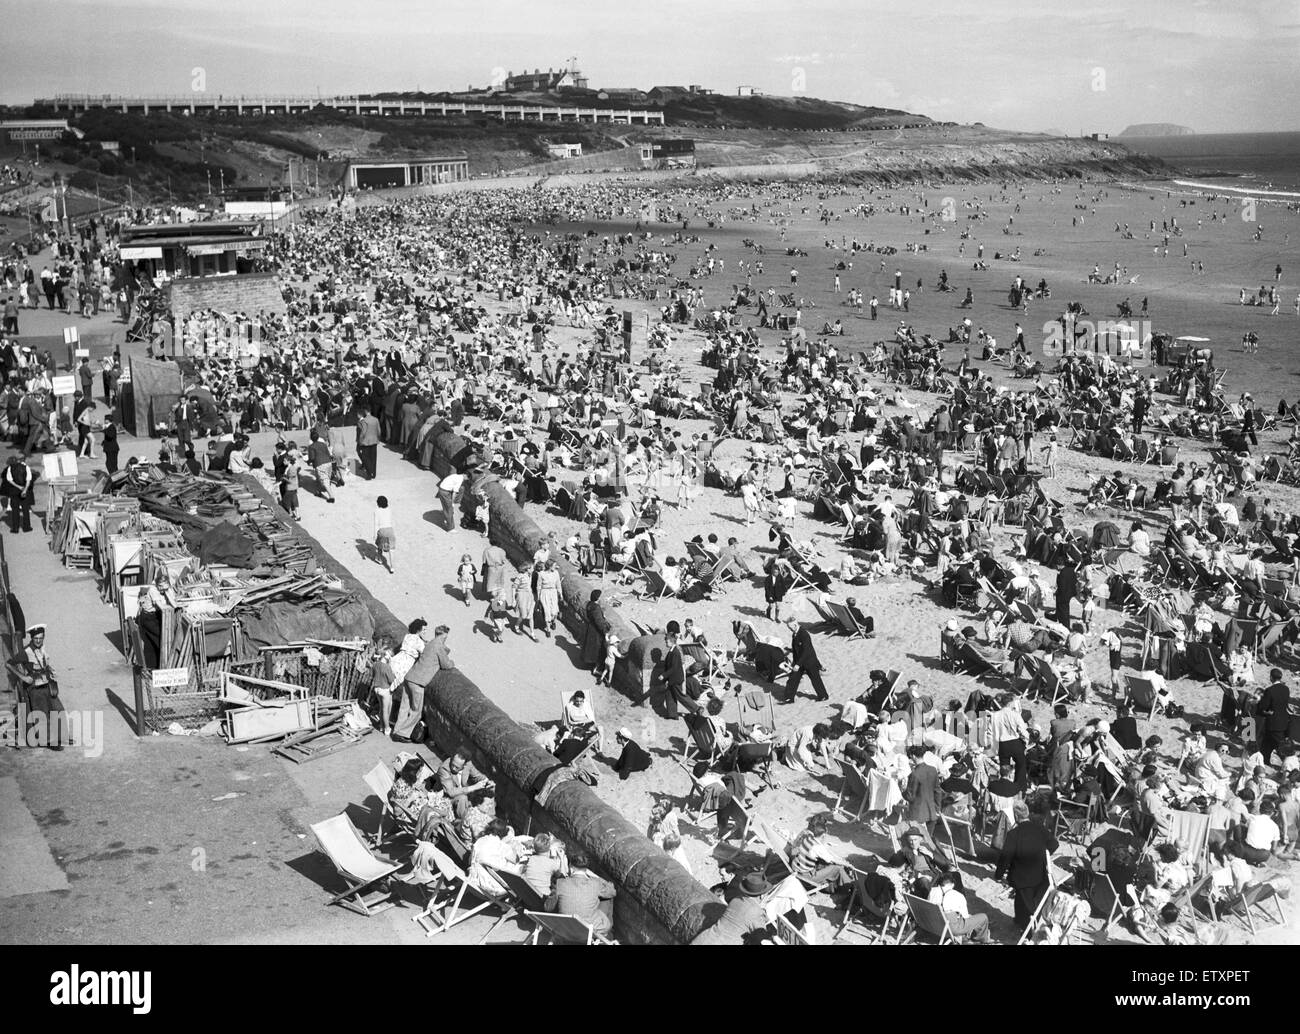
[1256,669,1291,765]
[781,617,828,702]
[994,801,1060,928]
[611,727,652,780]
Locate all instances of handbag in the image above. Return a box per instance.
[409,719,426,744]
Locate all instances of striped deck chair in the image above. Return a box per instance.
[1167,809,1211,875]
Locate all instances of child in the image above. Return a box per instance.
[1080,592,1096,635]
[456,553,476,607]
[369,635,395,735]
[1102,627,1124,696]
[484,588,509,642]
[374,496,395,573]
[475,494,491,537]
[598,631,625,686]
[280,445,303,520]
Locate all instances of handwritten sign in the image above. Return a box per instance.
[51,375,76,397]
[150,667,190,689]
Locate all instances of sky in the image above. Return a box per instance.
[3,0,1297,134]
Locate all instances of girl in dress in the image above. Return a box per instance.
[456,553,476,606]
[374,496,395,573]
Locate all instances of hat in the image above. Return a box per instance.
[27,624,46,636]
[903,827,927,839]
[945,619,959,632]
[738,872,772,897]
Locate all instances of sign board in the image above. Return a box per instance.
[63,326,79,345]
[42,451,78,480]
[150,667,190,689]
[117,364,131,382]
[51,374,76,396]
[8,128,65,141]
[119,246,163,260]
[74,347,90,358]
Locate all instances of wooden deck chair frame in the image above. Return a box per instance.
[310,813,401,918]
[833,758,870,822]
[901,892,960,945]
[827,600,871,640]
[672,756,721,824]
[1016,885,1070,945]
[480,867,550,944]
[1089,871,1122,931]
[412,845,501,938]
[834,878,906,943]
[1217,881,1288,935]
[638,567,676,601]
[1053,798,1093,845]
[938,812,979,862]
[523,910,613,945]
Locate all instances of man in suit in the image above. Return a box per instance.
[994,800,1059,928]
[1256,669,1291,766]
[356,406,381,480]
[174,395,196,450]
[1132,391,1148,435]
[1054,561,1078,624]
[659,624,699,719]
[782,617,828,702]
[904,745,943,840]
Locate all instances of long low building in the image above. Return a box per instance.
[346,155,469,189]
[119,220,270,279]
[35,94,666,124]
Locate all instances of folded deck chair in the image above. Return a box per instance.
[522,910,614,945]
[310,813,401,917]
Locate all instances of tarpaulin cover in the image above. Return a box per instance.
[125,356,184,437]
[190,520,255,569]
[237,596,375,650]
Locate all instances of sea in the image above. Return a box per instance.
[1113,131,1300,193]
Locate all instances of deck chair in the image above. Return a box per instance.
[827,600,873,640]
[835,873,907,943]
[362,762,398,846]
[938,812,979,862]
[481,867,550,943]
[754,821,830,892]
[682,712,723,766]
[412,844,502,937]
[1167,809,1211,875]
[716,792,756,848]
[672,757,722,823]
[1216,881,1289,935]
[769,912,812,944]
[1124,675,1159,722]
[639,567,677,601]
[560,689,603,750]
[1089,872,1122,931]
[737,687,776,735]
[522,910,614,945]
[833,758,870,822]
[901,893,962,945]
[309,813,401,917]
[1017,885,1084,944]
[1053,798,1094,846]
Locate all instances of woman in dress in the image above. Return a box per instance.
[536,560,561,636]
[388,619,427,686]
[511,574,537,641]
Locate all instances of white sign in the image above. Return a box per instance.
[119,246,163,260]
[117,365,131,383]
[74,348,90,358]
[42,451,78,480]
[63,326,79,344]
[150,667,190,688]
[51,374,76,396]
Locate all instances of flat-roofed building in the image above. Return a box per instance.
[346,155,469,189]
